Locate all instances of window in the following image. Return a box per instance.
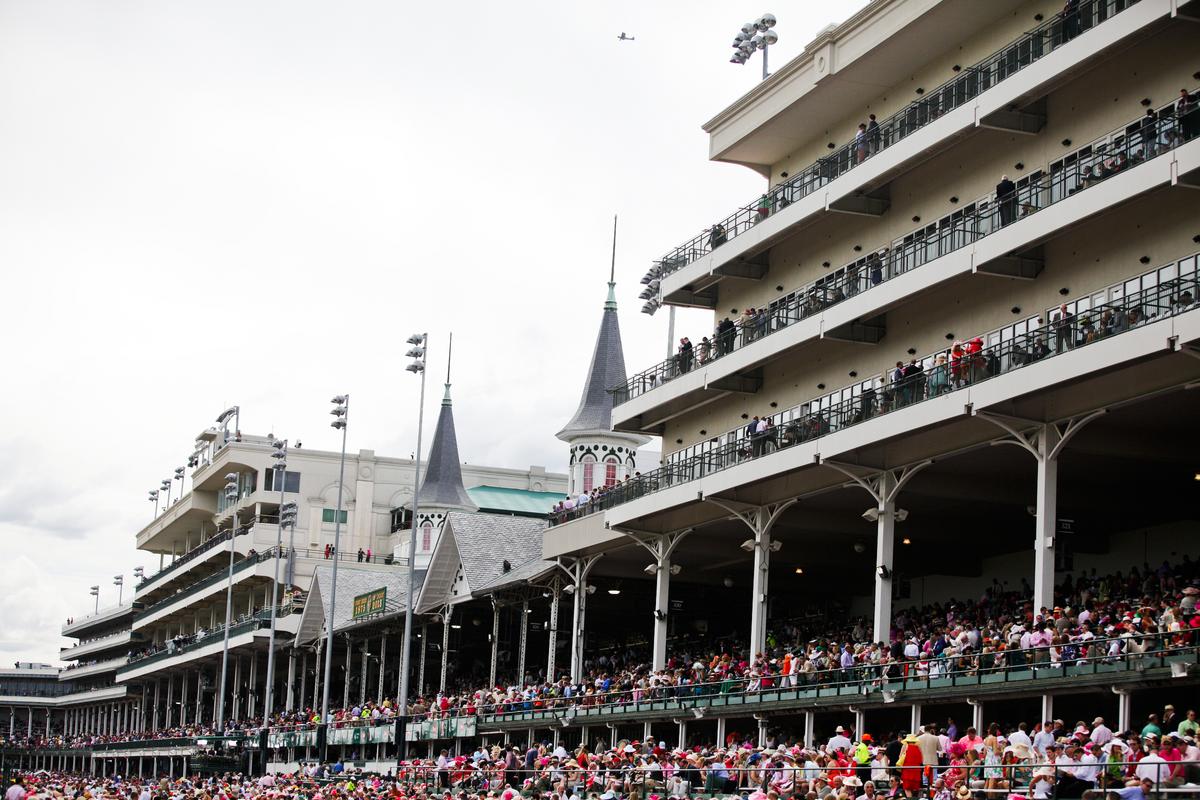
[421,521,433,551]
[264,470,301,493]
[581,455,596,493]
[321,508,347,524]
[604,457,618,488]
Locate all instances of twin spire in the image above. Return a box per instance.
[417,337,476,511]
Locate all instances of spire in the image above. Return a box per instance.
[418,339,477,511]
[557,280,629,440]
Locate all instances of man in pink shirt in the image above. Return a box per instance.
[957,727,984,753]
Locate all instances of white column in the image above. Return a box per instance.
[360,641,369,704]
[488,602,500,688]
[652,553,672,672]
[1041,694,1053,726]
[716,716,727,747]
[749,520,771,657]
[853,707,865,739]
[286,649,298,712]
[873,472,897,645]
[969,698,983,732]
[417,624,428,696]
[910,703,922,734]
[1116,689,1132,732]
[517,600,529,685]
[676,719,688,750]
[233,657,243,721]
[755,714,768,747]
[1033,425,1060,615]
[249,650,258,719]
[546,588,560,681]
[804,711,815,748]
[440,606,452,692]
[376,635,387,703]
[343,639,352,709]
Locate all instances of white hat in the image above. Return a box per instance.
[836,726,845,733]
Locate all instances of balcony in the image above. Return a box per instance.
[132,545,278,630]
[119,605,294,682]
[656,0,1170,308]
[61,601,135,638]
[134,526,253,601]
[59,630,134,662]
[135,490,218,552]
[556,251,1200,528]
[57,656,128,682]
[614,93,1200,432]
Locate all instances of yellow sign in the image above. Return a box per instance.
[352,587,387,619]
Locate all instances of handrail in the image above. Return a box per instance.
[137,545,278,618]
[464,633,1196,721]
[559,248,1199,525]
[653,0,1142,283]
[136,528,235,590]
[122,603,290,672]
[615,88,1200,405]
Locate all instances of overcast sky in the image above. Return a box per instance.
[0,0,868,665]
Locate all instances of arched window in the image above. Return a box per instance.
[604,456,619,487]
[421,521,434,551]
[581,454,596,493]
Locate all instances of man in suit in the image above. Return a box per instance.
[996,174,1017,227]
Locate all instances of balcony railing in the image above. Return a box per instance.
[616,90,1200,405]
[136,546,279,620]
[120,604,292,674]
[557,252,1200,525]
[136,529,235,591]
[654,0,1143,283]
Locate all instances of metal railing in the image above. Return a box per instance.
[136,528,237,590]
[558,251,1200,525]
[653,0,1142,283]
[475,634,1197,722]
[121,603,292,673]
[615,88,1200,405]
[136,545,279,619]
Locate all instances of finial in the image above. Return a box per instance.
[606,214,618,311]
[443,332,453,405]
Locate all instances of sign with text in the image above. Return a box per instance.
[352,587,387,619]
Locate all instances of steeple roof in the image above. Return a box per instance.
[557,282,629,440]
[418,384,478,510]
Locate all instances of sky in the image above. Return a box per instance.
[0,0,869,665]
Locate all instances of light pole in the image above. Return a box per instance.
[730,14,778,81]
[215,471,240,730]
[320,395,350,724]
[398,333,428,756]
[133,566,144,584]
[89,585,99,614]
[160,478,172,509]
[113,575,124,605]
[173,466,185,501]
[148,490,159,519]
[263,438,289,723]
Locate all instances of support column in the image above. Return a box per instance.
[488,600,500,689]
[165,677,174,729]
[360,641,369,705]
[439,605,452,693]
[286,649,298,712]
[546,586,560,681]
[853,707,865,739]
[517,600,528,685]
[1033,425,1060,616]
[716,716,727,747]
[314,640,324,717]
[343,638,352,710]
[249,650,258,719]
[1041,694,1053,726]
[299,652,309,713]
[194,669,203,728]
[1115,688,1132,732]
[620,529,692,672]
[568,555,602,682]
[873,473,897,645]
[675,719,688,749]
[749,523,771,657]
[969,698,984,733]
[417,625,427,697]
[911,703,922,734]
[804,711,815,748]
[376,635,387,703]
[233,656,243,721]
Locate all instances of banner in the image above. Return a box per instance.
[352,587,387,619]
[268,729,318,748]
[328,724,394,746]
[404,717,476,741]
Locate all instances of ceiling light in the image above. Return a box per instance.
[607,588,621,595]
[794,567,803,575]
[902,537,912,545]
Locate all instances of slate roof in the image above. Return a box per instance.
[416,511,547,611]
[418,384,478,510]
[298,565,415,640]
[557,283,629,439]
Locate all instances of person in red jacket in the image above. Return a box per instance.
[898,733,925,797]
